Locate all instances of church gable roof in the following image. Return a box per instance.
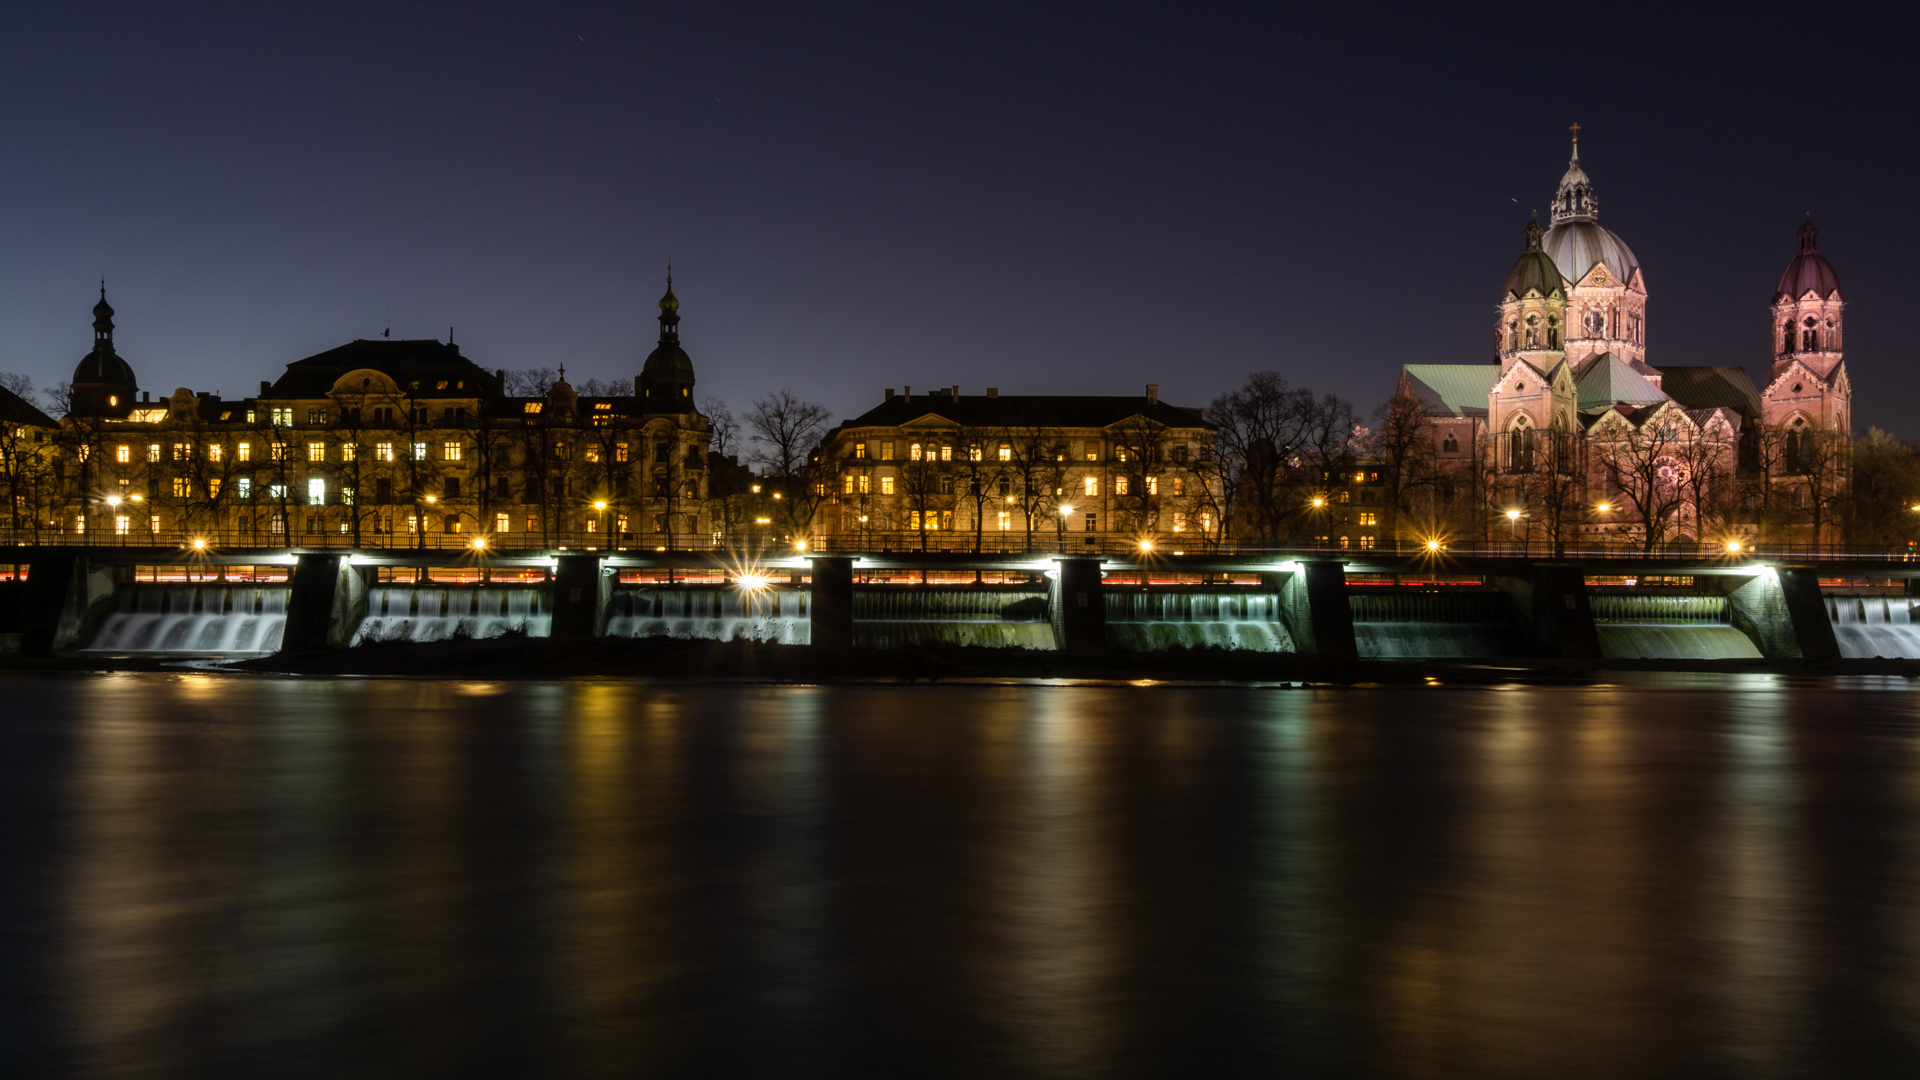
[1575,353,1668,411]
[1657,366,1762,418]
[1401,364,1498,418]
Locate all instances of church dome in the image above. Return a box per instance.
[643,340,694,378]
[1542,220,1640,288]
[1774,217,1841,300]
[1503,216,1564,298]
[73,286,136,388]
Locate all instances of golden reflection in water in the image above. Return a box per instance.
[989,691,1116,1077]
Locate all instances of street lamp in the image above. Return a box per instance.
[1726,539,1742,554]
[1505,508,1522,550]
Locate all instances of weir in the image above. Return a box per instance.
[1824,596,1920,659]
[1104,588,1292,652]
[1590,594,1761,659]
[85,583,290,655]
[605,585,809,644]
[1349,590,1521,658]
[353,585,551,645]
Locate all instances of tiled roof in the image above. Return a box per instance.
[1402,365,1498,417]
[267,339,503,398]
[1576,353,1667,411]
[836,394,1211,432]
[0,384,56,427]
[1656,365,1762,418]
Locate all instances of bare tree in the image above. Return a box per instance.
[1368,393,1435,550]
[700,397,739,459]
[1592,405,1696,555]
[1848,428,1920,551]
[746,390,833,541]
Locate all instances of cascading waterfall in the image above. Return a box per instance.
[605,586,810,644]
[857,588,1053,649]
[1590,594,1760,659]
[85,583,290,654]
[352,585,551,644]
[1350,591,1519,658]
[1104,590,1292,652]
[1823,595,1920,659]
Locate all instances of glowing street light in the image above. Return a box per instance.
[1310,496,1325,508]
[1426,539,1441,552]
[191,538,206,550]
[1058,505,1074,516]
[1505,509,1521,522]
[472,538,487,551]
[736,573,769,591]
[1595,502,1612,513]
[794,539,809,552]
[106,495,121,508]
[1139,539,1154,553]
[1726,539,1743,554]
[593,500,608,510]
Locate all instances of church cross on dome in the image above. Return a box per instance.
[1570,122,1580,143]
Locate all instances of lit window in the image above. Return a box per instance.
[855,442,867,459]
[245,409,256,424]
[340,444,355,462]
[444,441,462,461]
[585,519,598,533]
[1171,477,1181,496]
[843,475,855,494]
[307,478,326,505]
[523,402,543,414]
[308,408,325,424]
[1088,447,1100,462]
[268,484,287,499]
[1147,477,1158,495]
[108,396,117,407]
[237,442,251,462]
[376,442,394,462]
[413,443,428,461]
[115,515,130,535]
[236,478,251,499]
[998,444,1011,462]
[271,407,293,427]
[270,443,288,461]
[149,516,160,533]
[172,477,190,498]
[1115,477,1129,495]
[526,515,538,532]
[1173,512,1186,532]
[910,443,922,461]
[616,514,629,534]
[859,475,871,495]
[407,514,419,535]
[496,512,511,532]
[340,487,355,506]
[881,476,894,495]
[585,445,600,463]
[208,444,223,462]
[616,443,630,462]
[997,511,1011,531]
[115,445,130,463]
[147,444,161,462]
[1084,477,1099,497]
[881,441,895,461]
[308,442,325,462]
[940,445,952,462]
[969,446,982,461]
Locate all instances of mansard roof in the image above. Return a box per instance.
[266,339,504,398]
[1656,365,1762,418]
[838,394,1211,432]
[1575,353,1667,411]
[0,384,56,428]
[1401,364,1498,418]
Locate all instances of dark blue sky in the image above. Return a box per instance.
[0,4,1911,433]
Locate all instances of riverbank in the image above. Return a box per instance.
[4,637,1915,683]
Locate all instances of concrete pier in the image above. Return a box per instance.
[809,556,855,651]
[1052,558,1106,654]
[552,554,607,640]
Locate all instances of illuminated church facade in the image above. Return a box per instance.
[1395,132,1852,551]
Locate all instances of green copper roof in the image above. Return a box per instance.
[1575,353,1667,411]
[1402,364,1499,417]
[1655,365,1762,417]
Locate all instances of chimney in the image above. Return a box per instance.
[904,385,911,401]
[987,387,998,399]
[885,388,895,400]
[260,381,271,396]
[950,385,959,398]
[1146,384,1159,404]
[142,391,150,403]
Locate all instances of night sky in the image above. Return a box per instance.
[0,5,1911,435]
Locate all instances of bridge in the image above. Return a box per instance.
[4,542,1915,661]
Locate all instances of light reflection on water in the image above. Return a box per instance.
[3,675,1920,1077]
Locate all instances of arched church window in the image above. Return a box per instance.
[1547,317,1559,349]
[1443,434,1459,454]
[1510,420,1534,474]
[1508,321,1519,350]
[1525,314,1538,347]
[1803,316,1818,352]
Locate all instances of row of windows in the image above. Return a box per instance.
[100,439,696,466]
[838,473,1186,497]
[850,439,1194,464]
[838,508,1220,533]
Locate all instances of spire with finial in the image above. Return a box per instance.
[93,279,115,346]
[1525,212,1544,251]
[1550,124,1598,227]
[657,264,680,342]
[1798,212,1819,253]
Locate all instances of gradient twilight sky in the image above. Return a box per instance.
[0,5,1912,434]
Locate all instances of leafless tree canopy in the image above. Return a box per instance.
[0,372,34,402]
[747,390,832,481]
[700,396,739,459]
[1205,371,1356,542]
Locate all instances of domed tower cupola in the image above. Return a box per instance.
[1771,215,1845,375]
[639,270,696,412]
[1496,214,1567,371]
[1540,125,1649,373]
[69,283,138,417]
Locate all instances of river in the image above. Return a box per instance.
[2,673,1917,1077]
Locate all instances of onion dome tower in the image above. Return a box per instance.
[1763,215,1849,432]
[1771,215,1844,375]
[1541,126,1648,373]
[69,284,138,417]
[640,271,696,411]
[1496,215,1566,370]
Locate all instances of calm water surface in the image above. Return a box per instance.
[2,673,1918,1078]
